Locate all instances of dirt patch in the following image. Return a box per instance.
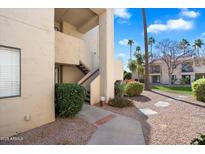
[0,117,96,145]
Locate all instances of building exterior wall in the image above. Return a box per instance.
[0,9,55,137]
[55,31,81,65]
[55,29,92,69]
[61,21,83,39]
[0,8,124,136]
[90,75,100,105]
[83,26,99,70]
[114,60,123,81]
[99,9,115,102]
[150,57,205,84]
[62,65,84,83]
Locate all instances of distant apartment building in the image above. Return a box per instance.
[0,8,123,137]
[149,57,205,85]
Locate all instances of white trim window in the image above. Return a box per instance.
[0,46,20,98]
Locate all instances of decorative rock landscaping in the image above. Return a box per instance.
[154,101,170,107]
[139,108,158,115]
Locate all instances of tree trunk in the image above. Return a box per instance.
[142,8,150,90]
[168,73,172,85]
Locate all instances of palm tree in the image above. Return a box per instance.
[142,8,150,90]
[128,39,134,60]
[136,46,141,53]
[128,60,137,73]
[193,39,204,56]
[148,37,155,56]
[135,51,145,81]
[180,39,190,55]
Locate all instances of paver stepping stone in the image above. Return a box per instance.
[139,108,158,115]
[155,101,170,107]
[166,98,174,101]
[177,95,188,98]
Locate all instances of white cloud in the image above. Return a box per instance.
[118,39,129,46]
[201,32,205,37]
[114,8,131,19]
[181,9,200,18]
[118,53,126,58]
[147,18,193,33]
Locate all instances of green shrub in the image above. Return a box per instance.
[191,133,205,145]
[114,81,126,97]
[192,79,205,102]
[125,82,143,97]
[55,83,86,117]
[139,79,144,83]
[124,71,132,80]
[180,77,190,85]
[108,97,133,108]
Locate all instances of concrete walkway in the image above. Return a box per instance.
[77,104,145,145]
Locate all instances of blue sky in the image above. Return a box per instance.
[114,8,205,70]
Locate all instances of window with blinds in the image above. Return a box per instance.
[0,46,20,98]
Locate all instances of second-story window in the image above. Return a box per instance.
[182,62,193,72]
[150,65,160,73]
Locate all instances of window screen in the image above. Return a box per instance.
[0,46,20,98]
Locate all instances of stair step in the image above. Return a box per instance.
[76,64,89,75]
[85,98,90,103]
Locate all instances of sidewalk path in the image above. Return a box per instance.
[77,104,145,145]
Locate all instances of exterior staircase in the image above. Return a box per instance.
[75,61,99,104]
[85,90,90,103]
[76,62,89,75]
[77,66,100,104]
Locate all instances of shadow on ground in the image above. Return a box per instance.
[129,95,151,102]
[135,107,151,144]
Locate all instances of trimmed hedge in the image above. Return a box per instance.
[125,82,143,97]
[192,79,205,102]
[55,83,86,117]
[108,97,133,108]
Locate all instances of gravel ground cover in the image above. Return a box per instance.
[101,90,205,145]
[0,117,96,145]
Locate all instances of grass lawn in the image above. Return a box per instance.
[151,85,192,95]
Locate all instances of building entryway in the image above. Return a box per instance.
[152,75,160,83]
[181,75,191,84]
[55,65,62,84]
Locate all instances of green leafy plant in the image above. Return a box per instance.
[125,82,144,97]
[192,79,205,102]
[55,83,86,117]
[191,133,205,145]
[180,77,190,85]
[124,71,132,80]
[114,81,126,97]
[128,60,137,73]
[108,97,133,108]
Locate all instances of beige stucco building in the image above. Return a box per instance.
[149,57,205,85]
[0,8,123,137]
